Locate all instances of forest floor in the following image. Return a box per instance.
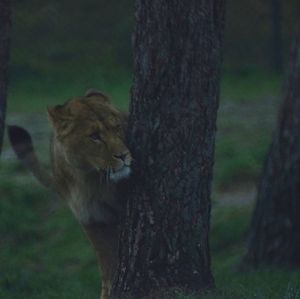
[2,159,300,299]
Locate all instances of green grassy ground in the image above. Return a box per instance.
[1,163,300,299]
[8,68,281,112]
[2,69,299,299]
[8,68,132,112]
[0,165,99,299]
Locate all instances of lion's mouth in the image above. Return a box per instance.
[110,165,131,182]
[101,165,131,183]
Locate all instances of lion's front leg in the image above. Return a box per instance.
[84,224,119,299]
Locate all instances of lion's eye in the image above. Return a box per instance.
[89,132,102,142]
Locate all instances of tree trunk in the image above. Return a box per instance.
[245,20,300,267]
[110,1,226,298]
[0,0,11,155]
[270,0,283,73]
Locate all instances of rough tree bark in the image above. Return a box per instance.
[0,0,11,155]
[110,1,226,298]
[245,19,300,267]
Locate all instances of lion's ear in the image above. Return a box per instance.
[47,105,62,123]
[47,105,74,136]
[85,88,109,102]
[47,104,71,125]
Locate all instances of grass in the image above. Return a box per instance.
[1,163,300,299]
[8,68,132,112]
[0,163,99,299]
[8,67,281,113]
[221,68,282,102]
[209,208,300,299]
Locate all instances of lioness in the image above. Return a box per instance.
[8,90,132,299]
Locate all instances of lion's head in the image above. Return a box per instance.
[48,90,132,182]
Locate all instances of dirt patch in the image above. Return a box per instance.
[213,183,256,208]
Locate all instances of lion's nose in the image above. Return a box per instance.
[113,152,130,162]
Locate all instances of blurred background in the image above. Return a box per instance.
[1,1,300,298]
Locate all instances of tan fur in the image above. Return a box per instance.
[9,91,132,299]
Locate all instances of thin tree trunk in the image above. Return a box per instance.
[245,20,300,267]
[0,0,11,155]
[270,0,283,72]
[110,1,226,298]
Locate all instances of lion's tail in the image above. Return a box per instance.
[8,125,55,192]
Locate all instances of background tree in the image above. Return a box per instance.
[110,1,226,298]
[270,0,283,72]
[245,17,300,266]
[0,0,11,155]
